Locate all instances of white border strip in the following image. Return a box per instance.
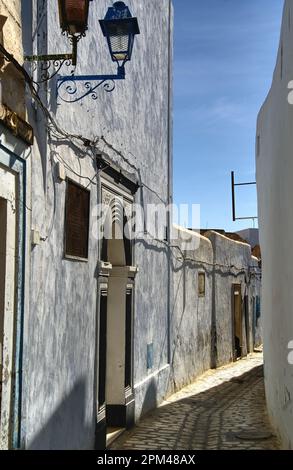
[134,364,170,390]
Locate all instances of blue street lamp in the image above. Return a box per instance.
[99,2,140,65]
[57,1,140,103]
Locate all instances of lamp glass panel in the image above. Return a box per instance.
[65,0,87,21]
[109,34,130,61]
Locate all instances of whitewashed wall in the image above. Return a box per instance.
[171,227,213,392]
[21,0,173,450]
[256,0,293,450]
[205,231,260,367]
[170,227,261,394]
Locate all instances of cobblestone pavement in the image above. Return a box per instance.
[110,353,280,450]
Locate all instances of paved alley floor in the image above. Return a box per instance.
[110,353,280,450]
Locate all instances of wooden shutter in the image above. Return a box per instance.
[65,180,90,259]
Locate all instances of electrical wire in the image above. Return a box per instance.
[135,230,261,280]
[0,42,262,280]
[0,42,170,206]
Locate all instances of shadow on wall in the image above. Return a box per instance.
[140,379,158,418]
[170,259,213,391]
[28,379,94,450]
[21,0,49,193]
[136,235,214,398]
[134,237,173,387]
[135,238,191,397]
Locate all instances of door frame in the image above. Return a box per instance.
[95,172,138,449]
[244,294,250,354]
[232,283,243,361]
[0,142,26,449]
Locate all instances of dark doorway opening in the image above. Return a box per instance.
[233,284,243,360]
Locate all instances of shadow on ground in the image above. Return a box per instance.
[110,364,280,451]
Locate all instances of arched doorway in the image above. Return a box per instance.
[96,193,137,449]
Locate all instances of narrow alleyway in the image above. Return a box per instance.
[110,353,280,450]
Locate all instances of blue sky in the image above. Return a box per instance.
[173,0,284,231]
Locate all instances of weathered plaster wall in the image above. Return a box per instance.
[166,227,261,397]
[171,226,213,391]
[0,0,22,62]
[205,231,259,367]
[256,0,293,449]
[21,0,173,449]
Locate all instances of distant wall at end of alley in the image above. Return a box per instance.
[170,226,262,394]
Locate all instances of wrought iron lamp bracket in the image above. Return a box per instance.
[56,64,126,103]
[24,36,79,85]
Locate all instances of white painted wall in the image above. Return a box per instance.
[205,231,260,367]
[0,166,16,450]
[169,226,261,394]
[256,0,293,449]
[21,0,174,449]
[171,226,213,392]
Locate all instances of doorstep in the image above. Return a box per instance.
[106,427,125,448]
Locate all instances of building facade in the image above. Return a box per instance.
[0,0,33,450]
[206,231,261,366]
[0,0,262,451]
[0,0,173,450]
[171,227,261,393]
[235,229,260,250]
[256,0,293,450]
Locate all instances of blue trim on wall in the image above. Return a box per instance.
[0,142,26,449]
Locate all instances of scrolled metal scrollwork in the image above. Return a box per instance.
[29,58,75,85]
[57,77,116,103]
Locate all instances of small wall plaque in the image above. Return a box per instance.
[198,272,206,297]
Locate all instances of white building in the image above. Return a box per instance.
[256,0,293,450]
[0,0,174,450]
[236,229,259,249]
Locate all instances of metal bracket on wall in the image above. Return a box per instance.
[24,36,79,85]
[56,65,126,103]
